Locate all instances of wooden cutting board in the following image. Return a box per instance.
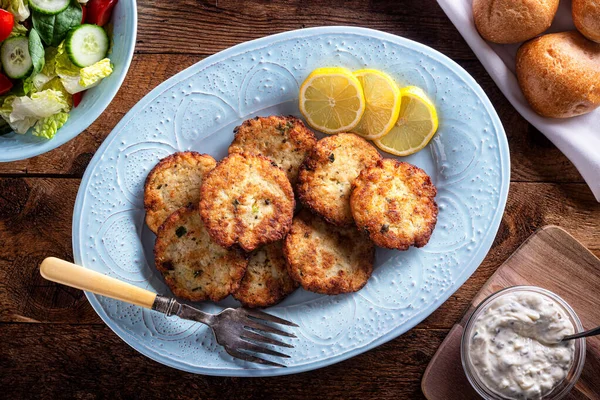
[421,226,600,400]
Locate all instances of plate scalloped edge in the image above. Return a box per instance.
[72,26,510,377]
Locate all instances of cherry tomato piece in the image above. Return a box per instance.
[86,0,118,27]
[0,9,14,42]
[0,73,13,95]
[73,91,84,107]
[81,5,87,24]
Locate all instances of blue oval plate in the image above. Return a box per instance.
[73,27,509,376]
[0,0,137,162]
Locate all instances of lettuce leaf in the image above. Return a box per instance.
[0,90,70,134]
[0,96,36,134]
[9,21,27,37]
[28,42,113,98]
[55,44,112,93]
[41,78,73,108]
[11,89,69,119]
[80,58,113,87]
[1,0,30,22]
[31,73,54,92]
[33,112,69,139]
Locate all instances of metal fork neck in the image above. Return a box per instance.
[152,295,215,326]
[152,295,180,316]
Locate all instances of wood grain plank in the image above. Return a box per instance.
[0,54,585,184]
[0,178,100,324]
[134,0,474,59]
[1,178,598,326]
[0,323,443,399]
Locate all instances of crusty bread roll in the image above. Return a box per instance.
[473,0,559,44]
[516,31,600,118]
[573,0,600,43]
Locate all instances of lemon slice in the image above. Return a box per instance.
[351,69,401,139]
[374,86,438,156]
[299,67,365,134]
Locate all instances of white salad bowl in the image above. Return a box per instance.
[0,0,137,162]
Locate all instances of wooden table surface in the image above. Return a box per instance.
[1,1,599,398]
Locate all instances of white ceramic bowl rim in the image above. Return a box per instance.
[0,0,137,162]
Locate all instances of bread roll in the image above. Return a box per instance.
[473,0,559,44]
[573,0,600,43]
[516,31,600,118]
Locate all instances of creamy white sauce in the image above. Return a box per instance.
[468,292,575,400]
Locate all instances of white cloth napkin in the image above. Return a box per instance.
[437,0,600,201]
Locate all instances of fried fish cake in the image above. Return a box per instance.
[350,159,438,250]
[200,152,295,252]
[154,205,248,302]
[297,133,381,226]
[144,151,217,234]
[232,241,298,308]
[283,210,375,295]
[229,116,317,186]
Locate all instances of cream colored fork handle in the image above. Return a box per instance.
[40,257,157,309]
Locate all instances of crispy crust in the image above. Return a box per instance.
[350,159,438,250]
[199,152,295,252]
[473,0,559,44]
[516,31,600,118]
[144,151,216,234]
[283,209,374,295]
[154,205,248,302]
[232,241,298,308]
[296,133,381,226]
[573,0,600,43]
[229,116,317,186]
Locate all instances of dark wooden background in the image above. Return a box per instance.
[1,1,599,398]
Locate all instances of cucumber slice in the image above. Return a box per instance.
[29,0,70,15]
[1,37,33,79]
[66,24,109,68]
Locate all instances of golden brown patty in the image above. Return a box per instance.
[199,152,295,252]
[232,241,298,308]
[144,151,216,234]
[283,210,375,295]
[154,205,248,302]
[350,159,438,250]
[229,116,317,186]
[297,133,381,226]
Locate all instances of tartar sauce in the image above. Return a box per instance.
[468,292,575,399]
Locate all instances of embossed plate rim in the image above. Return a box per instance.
[73,26,510,376]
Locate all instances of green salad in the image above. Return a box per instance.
[0,0,115,139]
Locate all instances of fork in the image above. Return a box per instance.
[39,257,298,367]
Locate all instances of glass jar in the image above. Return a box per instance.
[461,286,586,400]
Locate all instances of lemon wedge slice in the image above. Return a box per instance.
[299,67,365,134]
[351,69,401,139]
[374,86,438,156]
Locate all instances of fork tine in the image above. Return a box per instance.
[225,348,286,368]
[241,330,294,348]
[244,318,297,338]
[244,308,299,327]
[238,341,291,358]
